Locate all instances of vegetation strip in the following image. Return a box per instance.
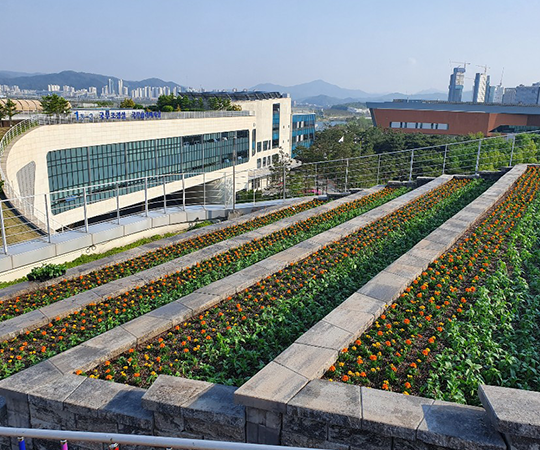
[325,166,540,405]
[80,178,489,387]
[0,197,327,320]
[0,186,408,378]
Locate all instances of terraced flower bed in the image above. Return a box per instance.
[0,197,327,321]
[82,178,491,388]
[325,166,540,405]
[0,186,407,378]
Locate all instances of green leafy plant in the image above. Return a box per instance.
[27,263,67,282]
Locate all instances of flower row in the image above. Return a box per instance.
[84,179,488,387]
[0,186,408,379]
[325,166,540,401]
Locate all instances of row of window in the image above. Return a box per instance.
[47,130,250,215]
[389,122,449,130]
[256,154,279,169]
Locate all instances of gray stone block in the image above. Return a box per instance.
[288,379,361,428]
[282,414,327,440]
[179,292,221,316]
[357,270,412,304]
[10,241,57,268]
[38,292,101,323]
[282,432,349,450]
[91,275,146,300]
[146,300,193,326]
[234,362,308,413]
[322,307,375,339]
[418,400,506,450]
[328,425,392,450]
[273,343,338,380]
[0,361,62,415]
[0,254,13,273]
[361,387,434,440]
[90,223,124,245]
[0,309,50,341]
[48,344,111,374]
[142,375,212,416]
[505,435,540,450]
[121,216,152,236]
[340,293,388,318]
[120,315,173,345]
[101,387,153,429]
[295,320,354,352]
[393,437,447,450]
[153,411,184,434]
[479,384,540,440]
[168,210,188,224]
[151,213,170,229]
[83,326,137,354]
[51,232,93,255]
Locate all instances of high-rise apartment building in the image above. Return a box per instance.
[472,72,488,103]
[448,67,465,102]
[515,83,540,105]
[502,88,517,105]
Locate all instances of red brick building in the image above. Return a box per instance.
[367,100,540,136]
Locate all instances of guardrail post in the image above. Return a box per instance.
[509,136,516,166]
[283,164,287,201]
[203,172,206,210]
[315,163,318,194]
[182,173,186,211]
[83,187,89,233]
[345,159,349,192]
[409,149,415,182]
[60,439,68,450]
[442,144,448,174]
[162,176,167,213]
[44,194,51,243]
[116,184,121,224]
[475,140,482,174]
[18,437,25,450]
[376,154,381,184]
[0,201,8,255]
[144,177,149,216]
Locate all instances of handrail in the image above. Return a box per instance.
[0,426,326,450]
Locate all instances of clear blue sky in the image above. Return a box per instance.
[4,0,540,94]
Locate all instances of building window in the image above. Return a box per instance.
[272,103,280,148]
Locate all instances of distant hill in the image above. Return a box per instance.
[0,70,45,79]
[0,70,182,91]
[251,79,449,106]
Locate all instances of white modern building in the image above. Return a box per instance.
[0,93,293,229]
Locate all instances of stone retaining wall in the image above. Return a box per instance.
[0,177,453,450]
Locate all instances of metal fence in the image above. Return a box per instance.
[0,426,320,450]
[1,123,540,254]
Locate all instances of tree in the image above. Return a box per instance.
[162,105,174,112]
[119,98,135,109]
[41,94,71,117]
[4,99,18,127]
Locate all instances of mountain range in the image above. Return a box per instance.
[1,70,464,106]
[251,80,451,106]
[0,70,181,91]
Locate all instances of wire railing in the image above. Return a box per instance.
[1,128,540,255]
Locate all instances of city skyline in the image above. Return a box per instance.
[3,0,540,94]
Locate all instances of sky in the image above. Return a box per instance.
[3,0,540,94]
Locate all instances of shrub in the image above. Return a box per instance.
[27,263,67,282]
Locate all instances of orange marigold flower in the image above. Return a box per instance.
[329,365,336,372]
[341,375,349,382]
[369,355,377,361]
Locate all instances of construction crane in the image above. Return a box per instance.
[476,64,490,74]
[449,61,470,70]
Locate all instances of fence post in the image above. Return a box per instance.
[475,140,482,174]
[83,187,89,233]
[203,172,206,210]
[345,159,349,192]
[182,173,186,211]
[252,171,256,205]
[283,164,287,201]
[408,149,415,182]
[509,136,516,166]
[162,176,167,214]
[442,144,448,174]
[232,166,236,212]
[377,154,382,185]
[0,201,8,255]
[116,184,121,224]
[144,177,149,216]
[44,194,51,243]
[315,163,319,194]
